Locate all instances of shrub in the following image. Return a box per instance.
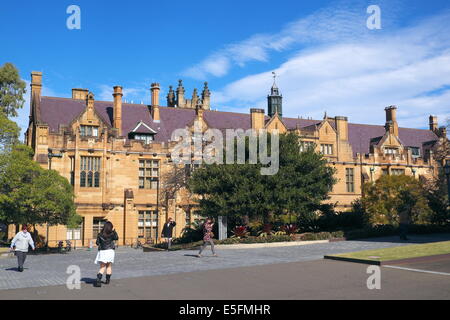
[231,226,249,238]
[280,224,298,235]
[297,212,321,232]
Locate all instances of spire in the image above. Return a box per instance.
[167,85,175,107]
[191,88,199,109]
[267,71,282,118]
[271,71,279,95]
[176,79,185,108]
[201,82,211,110]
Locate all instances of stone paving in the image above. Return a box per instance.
[0,233,449,291]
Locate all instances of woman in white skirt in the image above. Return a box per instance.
[94,221,118,287]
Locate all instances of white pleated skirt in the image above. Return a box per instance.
[94,249,115,264]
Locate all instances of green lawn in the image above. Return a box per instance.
[332,241,450,262]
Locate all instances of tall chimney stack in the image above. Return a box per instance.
[113,86,123,136]
[385,106,399,136]
[429,115,438,132]
[151,83,160,106]
[335,116,348,140]
[250,108,265,130]
[31,71,42,98]
[151,83,160,123]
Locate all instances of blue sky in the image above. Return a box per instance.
[2,0,450,137]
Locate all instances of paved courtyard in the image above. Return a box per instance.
[1,233,449,293]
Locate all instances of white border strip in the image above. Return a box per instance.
[384,265,450,276]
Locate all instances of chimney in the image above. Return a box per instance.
[250,108,265,130]
[151,83,160,123]
[31,71,42,98]
[72,88,89,100]
[151,83,160,106]
[335,116,348,140]
[438,126,447,138]
[385,106,399,136]
[113,86,123,136]
[429,115,438,132]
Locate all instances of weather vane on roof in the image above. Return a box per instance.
[272,71,277,82]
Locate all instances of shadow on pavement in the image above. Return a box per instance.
[81,277,96,284]
[5,267,19,272]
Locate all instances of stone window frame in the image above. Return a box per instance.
[80,125,99,137]
[320,143,334,155]
[80,156,101,188]
[138,210,158,240]
[345,168,355,193]
[139,159,159,189]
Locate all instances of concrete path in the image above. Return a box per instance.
[0,233,449,292]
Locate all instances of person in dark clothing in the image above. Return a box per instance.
[94,221,119,287]
[161,217,176,250]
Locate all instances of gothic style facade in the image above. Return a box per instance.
[9,71,448,247]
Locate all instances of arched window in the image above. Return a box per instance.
[80,156,101,188]
[88,172,93,187]
[94,172,100,188]
[80,171,86,187]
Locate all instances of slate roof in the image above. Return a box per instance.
[37,96,439,157]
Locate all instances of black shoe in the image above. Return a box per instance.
[18,267,23,272]
[94,273,102,287]
[105,274,111,285]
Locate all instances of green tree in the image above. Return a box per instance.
[0,145,79,229]
[0,63,25,151]
[362,174,432,225]
[0,62,26,118]
[188,132,337,225]
[0,112,20,151]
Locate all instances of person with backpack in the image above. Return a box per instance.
[10,225,35,272]
[94,221,118,287]
[197,218,217,257]
[161,217,176,250]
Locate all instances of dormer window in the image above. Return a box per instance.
[131,133,154,144]
[384,147,398,155]
[410,147,420,158]
[80,125,99,137]
[129,121,157,144]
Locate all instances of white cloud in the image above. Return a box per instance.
[211,11,450,128]
[182,1,397,80]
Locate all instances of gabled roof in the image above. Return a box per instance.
[131,121,157,134]
[37,96,440,157]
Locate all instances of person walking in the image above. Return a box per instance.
[197,218,217,257]
[161,217,176,250]
[10,225,35,272]
[94,221,118,287]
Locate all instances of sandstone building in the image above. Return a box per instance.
[8,71,448,247]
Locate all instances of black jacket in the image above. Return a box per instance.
[96,231,119,250]
[162,221,176,238]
